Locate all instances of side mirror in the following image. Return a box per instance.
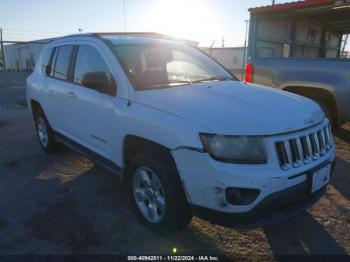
[82,71,116,96]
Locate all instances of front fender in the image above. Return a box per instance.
[111,101,212,166]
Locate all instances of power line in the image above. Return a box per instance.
[2,27,71,35]
[1,28,71,42]
[3,33,65,38]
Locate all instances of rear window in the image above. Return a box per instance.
[52,45,74,81]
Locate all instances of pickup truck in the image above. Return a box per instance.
[245,58,350,126]
[245,0,350,127]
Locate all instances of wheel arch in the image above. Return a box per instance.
[122,135,178,175]
[282,85,339,126]
[30,99,43,118]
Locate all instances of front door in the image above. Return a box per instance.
[68,44,118,160]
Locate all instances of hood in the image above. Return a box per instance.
[132,81,325,136]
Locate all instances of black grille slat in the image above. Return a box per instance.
[289,139,300,163]
[300,136,310,160]
[317,130,326,154]
[309,134,315,154]
[276,142,289,168]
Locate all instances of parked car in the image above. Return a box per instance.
[245,1,350,127]
[27,33,335,229]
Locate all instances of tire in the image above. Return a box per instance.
[127,152,192,230]
[34,108,58,153]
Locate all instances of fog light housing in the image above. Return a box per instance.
[225,187,260,205]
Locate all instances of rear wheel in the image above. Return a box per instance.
[34,109,58,153]
[128,153,192,230]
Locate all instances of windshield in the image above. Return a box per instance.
[107,42,236,91]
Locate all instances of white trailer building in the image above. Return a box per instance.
[201,47,247,79]
[4,39,54,71]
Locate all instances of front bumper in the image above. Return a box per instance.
[191,160,336,227]
[171,143,336,226]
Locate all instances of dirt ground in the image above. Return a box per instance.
[0,108,349,259]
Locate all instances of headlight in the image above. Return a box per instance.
[200,134,267,164]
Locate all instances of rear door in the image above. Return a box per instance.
[45,45,77,136]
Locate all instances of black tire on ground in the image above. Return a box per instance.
[127,152,192,230]
[34,108,58,153]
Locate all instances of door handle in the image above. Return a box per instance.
[66,91,77,98]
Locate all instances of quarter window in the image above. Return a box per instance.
[73,45,110,86]
[52,45,74,81]
[40,48,53,75]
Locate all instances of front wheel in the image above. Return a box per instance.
[128,153,192,230]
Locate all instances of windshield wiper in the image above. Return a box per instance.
[143,80,192,89]
[168,80,193,84]
[192,76,234,83]
[141,77,233,90]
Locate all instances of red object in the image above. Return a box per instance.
[245,63,254,83]
[249,0,335,14]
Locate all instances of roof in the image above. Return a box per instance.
[99,35,184,46]
[96,32,198,46]
[5,32,198,47]
[60,32,198,46]
[249,0,350,33]
[249,0,336,14]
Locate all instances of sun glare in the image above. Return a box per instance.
[143,0,219,42]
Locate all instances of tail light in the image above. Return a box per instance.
[245,63,253,83]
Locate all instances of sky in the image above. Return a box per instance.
[0,0,287,47]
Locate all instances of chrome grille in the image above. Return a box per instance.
[275,124,333,170]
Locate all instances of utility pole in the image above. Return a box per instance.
[123,0,127,32]
[221,36,225,48]
[272,0,275,5]
[242,20,249,80]
[0,28,6,71]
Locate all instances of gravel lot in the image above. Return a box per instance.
[0,109,349,259]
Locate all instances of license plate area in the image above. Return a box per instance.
[311,164,331,193]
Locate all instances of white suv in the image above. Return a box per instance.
[27,33,336,229]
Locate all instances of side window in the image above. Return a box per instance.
[49,48,58,77]
[40,47,54,75]
[73,45,110,86]
[52,45,74,81]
